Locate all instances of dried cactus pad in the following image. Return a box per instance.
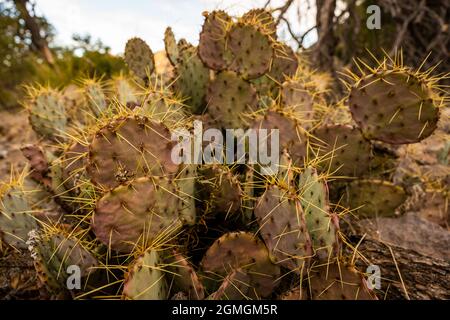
[124,37,155,81]
[228,23,273,79]
[313,124,372,177]
[201,231,280,297]
[255,185,312,271]
[206,71,257,128]
[92,177,182,252]
[298,167,339,260]
[28,89,67,140]
[0,185,37,249]
[349,70,440,144]
[198,10,232,70]
[166,250,205,299]
[345,179,407,218]
[308,263,377,300]
[87,115,178,189]
[123,249,167,300]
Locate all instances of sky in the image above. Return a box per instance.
[34,0,318,54]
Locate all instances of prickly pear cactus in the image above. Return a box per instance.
[206,71,257,129]
[255,185,312,272]
[313,124,372,177]
[92,177,182,252]
[26,88,68,141]
[308,262,377,300]
[349,68,440,144]
[29,231,98,292]
[198,10,232,70]
[124,37,155,82]
[200,232,280,298]
[87,115,178,189]
[166,250,205,300]
[123,249,168,300]
[345,179,407,217]
[298,167,339,260]
[0,184,37,249]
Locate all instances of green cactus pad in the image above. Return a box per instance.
[206,71,257,128]
[124,37,155,81]
[298,167,339,260]
[345,179,407,218]
[87,115,178,189]
[164,27,180,66]
[308,263,377,300]
[28,89,67,141]
[255,185,312,272]
[198,10,233,70]
[123,249,168,300]
[173,46,209,114]
[31,232,98,291]
[201,231,280,298]
[349,70,440,144]
[176,164,197,225]
[0,185,37,249]
[84,80,107,116]
[92,177,182,252]
[208,268,252,300]
[312,124,372,177]
[111,77,139,108]
[166,250,205,300]
[228,23,273,79]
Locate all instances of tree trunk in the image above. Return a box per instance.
[13,0,54,65]
[350,236,450,300]
[314,0,337,70]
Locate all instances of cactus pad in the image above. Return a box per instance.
[313,124,372,177]
[166,250,205,299]
[349,70,440,144]
[0,185,37,249]
[28,89,67,140]
[308,262,376,300]
[123,249,167,299]
[206,71,257,128]
[124,37,155,81]
[87,115,178,189]
[345,179,407,218]
[228,23,273,79]
[173,46,209,114]
[198,10,232,70]
[164,27,180,66]
[92,177,182,252]
[298,167,339,260]
[255,185,312,271]
[201,231,280,297]
[208,268,252,300]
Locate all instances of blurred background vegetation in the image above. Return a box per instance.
[0,0,448,109]
[0,0,126,109]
